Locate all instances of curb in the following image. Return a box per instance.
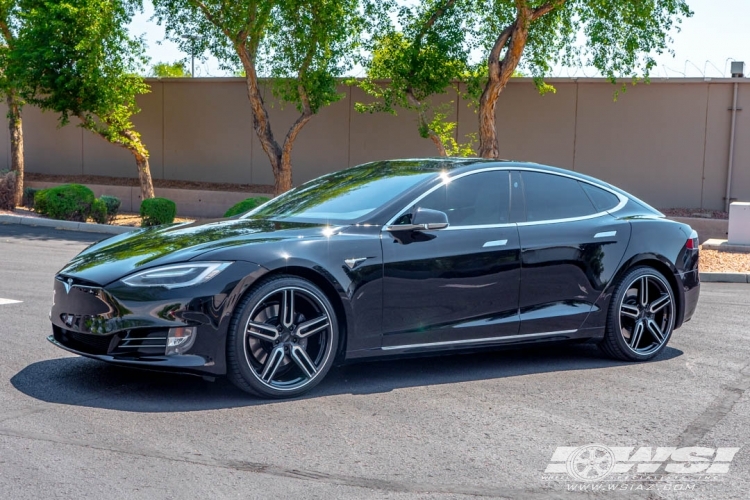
[700,272,750,283]
[0,214,136,235]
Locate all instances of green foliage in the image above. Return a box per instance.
[140,197,176,227]
[10,0,150,158]
[34,184,96,222]
[90,198,108,224]
[355,0,478,156]
[150,60,190,78]
[152,0,362,114]
[99,195,122,223]
[224,197,270,218]
[22,186,38,208]
[0,170,17,210]
[465,0,692,96]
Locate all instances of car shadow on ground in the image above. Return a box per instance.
[11,343,683,413]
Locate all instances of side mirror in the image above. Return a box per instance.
[386,207,449,232]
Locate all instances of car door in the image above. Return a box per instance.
[381,169,521,349]
[514,170,631,335]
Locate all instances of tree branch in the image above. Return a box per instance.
[531,1,565,21]
[0,20,14,48]
[406,88,447,157]
[415,0,456,45]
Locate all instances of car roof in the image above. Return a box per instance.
[381,158,587,178]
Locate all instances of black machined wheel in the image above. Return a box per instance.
[227,276,338,398]
[600,266,675,361]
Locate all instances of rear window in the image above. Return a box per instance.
[520,171,597,222]
[580,182,620,212]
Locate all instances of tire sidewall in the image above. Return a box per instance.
[230,276,339,398]
[608,267,675,361]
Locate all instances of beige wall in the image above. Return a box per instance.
[5,78,749,210]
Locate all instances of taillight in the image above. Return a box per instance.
[686,230,699,250]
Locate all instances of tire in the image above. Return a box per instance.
[599,266,676,362]
[226,275,339,398]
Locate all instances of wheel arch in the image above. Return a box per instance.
[249,265,351,361]
[609,254,685,329]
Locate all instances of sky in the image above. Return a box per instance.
[129,0,750,79]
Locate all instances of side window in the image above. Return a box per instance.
[417,171,510,226]
[520,171,597,222]
[580,182,620,212]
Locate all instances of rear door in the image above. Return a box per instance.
[514,170,631,335]
[381,169,521,349]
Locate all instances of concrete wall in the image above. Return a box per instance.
[5,78,749,210]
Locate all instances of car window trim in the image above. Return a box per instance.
[383,166,628,230]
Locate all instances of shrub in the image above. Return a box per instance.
[23,187,38,208]
[90,199,108,224]
[34,184,95,222]
[0,170,17,210]
[140,197,176,227]
[99,195,121,223]
[223,196,270,218]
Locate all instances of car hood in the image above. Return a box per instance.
[59,218,330,285]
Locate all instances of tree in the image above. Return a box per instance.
[0,0,24,205]
[152,0,362,195]
[150,60,190,78]
[356,0,476,157]
[471,0,692,158]
[11,0,155,200]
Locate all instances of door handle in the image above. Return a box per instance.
[483,239,508,248]
[594,231,617,239]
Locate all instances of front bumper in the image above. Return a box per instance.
[48,261,266,376]
[48,332,210,374]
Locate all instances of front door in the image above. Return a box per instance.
[381,170,521,349]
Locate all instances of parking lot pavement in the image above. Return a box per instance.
[0,224,749,499]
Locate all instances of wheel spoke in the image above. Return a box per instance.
[646,319,665,343]
[260,346,285,383]
[281,289,295,328]
[649,294,671,314]
[290,345,317,378]
[621,303,640,319]
[297,315,329,339]
[639,277,649,307]
[630,321,644,349]
[246,321,279,342]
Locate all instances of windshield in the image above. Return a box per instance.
[243,161,442,223]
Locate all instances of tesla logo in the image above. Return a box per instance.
[63,278,73,294]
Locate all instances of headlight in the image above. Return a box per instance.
[122,262,231,288]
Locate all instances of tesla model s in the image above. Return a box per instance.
[48,159,700,398]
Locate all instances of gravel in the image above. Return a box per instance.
[700,247,750,273]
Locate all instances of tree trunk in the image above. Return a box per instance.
[134,153,155,200]
[477,7,532,158]
[120,129,155,200]
[477,83,500,159]
[6,93,24,206]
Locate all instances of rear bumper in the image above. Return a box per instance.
[678,269,700,326]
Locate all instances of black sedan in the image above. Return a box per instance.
[49,159,700,398]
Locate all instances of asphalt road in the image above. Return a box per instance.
[0,224,749,499]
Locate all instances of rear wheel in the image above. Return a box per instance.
[599,266,675,361]
[227,276,338,398]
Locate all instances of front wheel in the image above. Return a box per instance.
[599,266,676,361]
[227,276,338,398]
